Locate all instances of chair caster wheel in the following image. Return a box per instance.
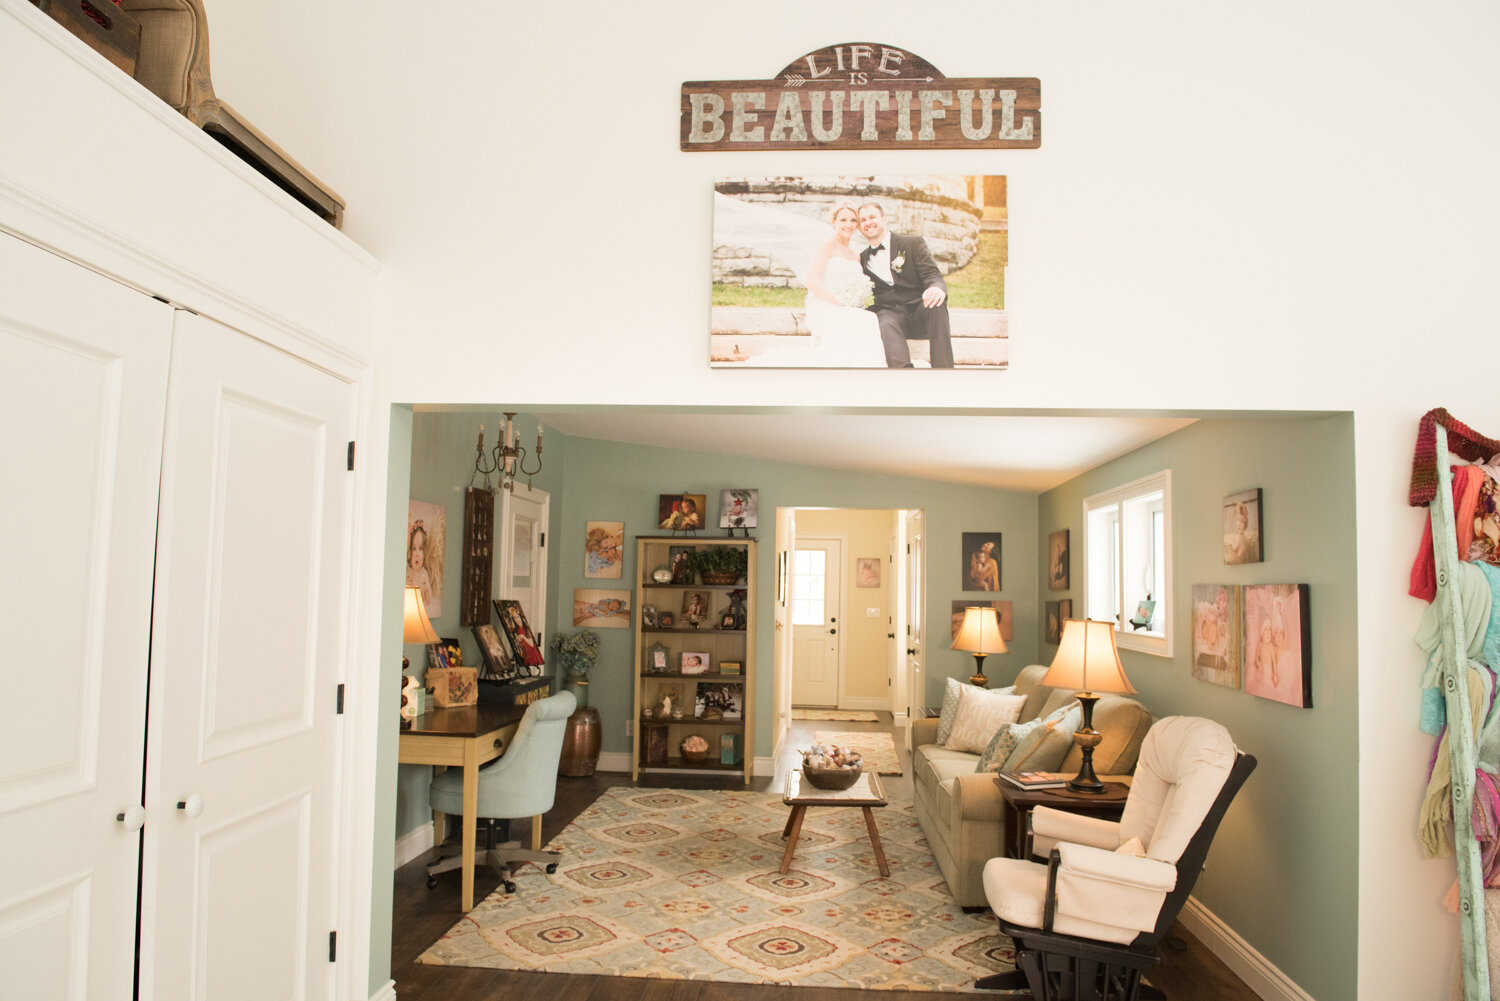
[426,876,438,890]
[503,881,517,894]
[546,863,558,874]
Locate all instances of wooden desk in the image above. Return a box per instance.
[398,703,525,911]
[997,779,1129,860]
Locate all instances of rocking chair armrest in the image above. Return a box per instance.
[1056,842,1177,892]
[1031,806,1122,850]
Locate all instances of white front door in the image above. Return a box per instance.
[499,484,550,648]
[139,310,353,1000]
[0,235,171,1001]
[791,538,842,707]
[905,510,927,718]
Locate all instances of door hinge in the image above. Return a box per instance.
[346,441,355,471]
[336,684,345,714]
[539,531,546,547]
[328,931,337,962]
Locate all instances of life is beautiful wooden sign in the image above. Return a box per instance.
[681,43,1040,152]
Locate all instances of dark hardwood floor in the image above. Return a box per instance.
[389,715,1259,1001]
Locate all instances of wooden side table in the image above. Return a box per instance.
[997,779,1129,859]
[781,769,889,876]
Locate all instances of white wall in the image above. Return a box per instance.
[195,1,1500,998]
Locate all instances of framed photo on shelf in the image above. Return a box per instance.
[647,642,671,673]
[720,488,759,529]
[659,611,675,628]
[472,623,516,679]
[680,651,710,675]
[669,545,694,584]
[659,493,706,531]
[494,598,546,669]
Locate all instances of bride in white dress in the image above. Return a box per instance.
[714,195,886,367]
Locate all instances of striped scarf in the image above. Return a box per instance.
[1410,408,1500,507]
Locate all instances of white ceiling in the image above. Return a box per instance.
[528,411,1198,493]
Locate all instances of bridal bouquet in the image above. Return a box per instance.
[831,270,874,308]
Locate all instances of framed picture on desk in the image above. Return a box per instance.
[495,598,546,671]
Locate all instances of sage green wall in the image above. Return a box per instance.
[795,508,899,704]
[551,432,1041,759]
[1037,414,1357,1001]
[370,403,413,993]
[394,410,570,839]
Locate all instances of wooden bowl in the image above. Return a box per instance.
[801,755,862,790]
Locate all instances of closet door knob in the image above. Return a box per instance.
[176,794,204,818]
[116,805,146,832]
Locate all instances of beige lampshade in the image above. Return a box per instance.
[403,586,440,644]
[1041,619,1136,695]
[950,606,1008,655]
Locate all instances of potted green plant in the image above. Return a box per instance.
[691,545,748,585]
[551,629,600,708]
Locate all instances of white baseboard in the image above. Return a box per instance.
[368,978,397,1000]
[840,697,892,712]
[1179,896,1311,1001]
[392,823,434,870]
[595,751,631,773]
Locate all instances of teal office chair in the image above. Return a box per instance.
[425,690,577,894]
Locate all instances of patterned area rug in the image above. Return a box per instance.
[791,708,881,722]
[814,730,904,776]
[419,787,1010,990]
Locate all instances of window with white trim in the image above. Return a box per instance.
[1083,471,1172,656]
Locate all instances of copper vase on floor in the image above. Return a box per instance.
[559,708,601,776]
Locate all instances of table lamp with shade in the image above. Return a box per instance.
[950,605,1008,687]
[1040,618,1135,793]
[401,586,440,726]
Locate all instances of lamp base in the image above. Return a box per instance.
[1066,692,1106,794]
[968,653,989,688]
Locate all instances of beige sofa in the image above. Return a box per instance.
[911,665,1154,908]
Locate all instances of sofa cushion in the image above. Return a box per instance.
[976,718,1041,772]
[919,744,985,788]
[946,686,1028,753]
[1004,700,1083,771]
[935,677,966,745]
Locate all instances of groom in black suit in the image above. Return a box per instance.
[857,203,955,368]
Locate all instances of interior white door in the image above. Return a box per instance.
[139,310,353,1001]
[791,538,842,707]
[0,235,171,1001]
[498,484,550,648]
[905,510,927,718]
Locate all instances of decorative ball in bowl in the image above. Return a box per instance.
[680,734,709,763]
[801,744,863,790]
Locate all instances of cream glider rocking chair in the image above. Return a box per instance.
[979,716,1255,1000]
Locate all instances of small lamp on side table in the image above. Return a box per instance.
[1040,619,1135,794]
[950,605,1008,688]
[402,586,440,726]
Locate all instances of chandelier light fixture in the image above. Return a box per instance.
[471,412,544,492]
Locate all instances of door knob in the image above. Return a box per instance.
[176,794,204,818]
[116,806,146,832]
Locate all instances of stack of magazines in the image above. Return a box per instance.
[998,770,1071,789]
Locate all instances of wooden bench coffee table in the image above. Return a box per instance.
[781,768,889,877]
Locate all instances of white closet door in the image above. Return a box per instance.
[0,234,171,1000]
[139,311,353,1001]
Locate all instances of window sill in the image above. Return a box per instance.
[1116,629,1172,658]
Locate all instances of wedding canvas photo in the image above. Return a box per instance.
[710,175,1008,369]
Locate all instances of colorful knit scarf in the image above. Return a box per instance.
[1410,408,1500,507]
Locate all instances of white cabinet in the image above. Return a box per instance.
[0,234,356,1000]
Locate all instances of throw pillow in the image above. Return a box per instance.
[976,718,1042,772]
[945,685,1029,754]
[934,677,966,746]
[1002,700,1083,772]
